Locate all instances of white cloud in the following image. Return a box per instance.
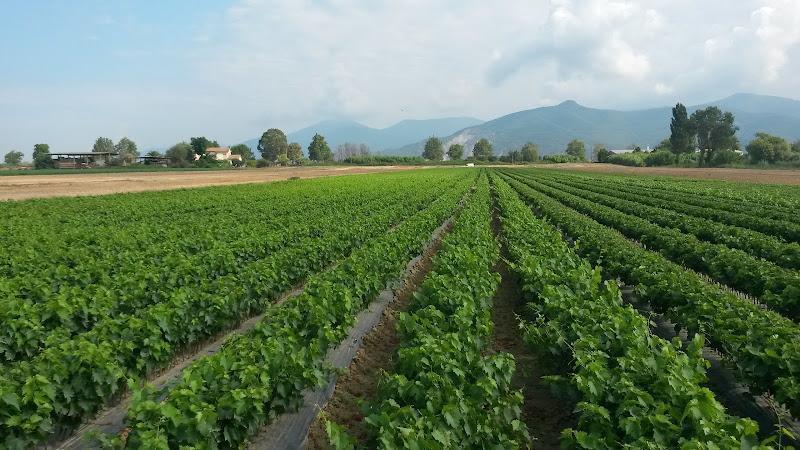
[654,83,674,95]
[195,0,798,138]
[751,1,800,81]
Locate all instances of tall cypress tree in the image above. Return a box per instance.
[669,103,694,155]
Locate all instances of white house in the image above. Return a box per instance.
[193,147,243,162]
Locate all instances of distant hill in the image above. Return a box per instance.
[241,117,483,152]
[392,93,800,157]
[704,93,800,119]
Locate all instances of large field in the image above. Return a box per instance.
[1,168,799,449]
[0,165,421,201]
[544,163,800,185]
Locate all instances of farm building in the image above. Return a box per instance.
[609,147,651,154]
[194,147,243,162]
[138,155,170,166]
[50,152,117,168]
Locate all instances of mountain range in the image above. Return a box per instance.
[393,93,800,156]
[241,117,483,154]
[240,93,800,157]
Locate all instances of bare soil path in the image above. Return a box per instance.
[0,166,423,201]
[488,259,577,449]
[542,163,800,185]
[302,209,456,449]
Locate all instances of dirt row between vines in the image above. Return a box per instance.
[302,199,461,449]
[304,190,577,449]
[0,166,427,201]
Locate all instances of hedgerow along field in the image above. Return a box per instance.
[0,167,798,448]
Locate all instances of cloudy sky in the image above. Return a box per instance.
[2,0,798,156]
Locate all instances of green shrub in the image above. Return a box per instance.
[542,154,580,163]
[709,149,744,166]
[644,150,675,166]
[608,152,645,166]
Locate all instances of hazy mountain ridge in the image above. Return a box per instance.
[391,93,800,156]
[241,117,483,153]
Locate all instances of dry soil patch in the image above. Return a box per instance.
[0,166,423,201]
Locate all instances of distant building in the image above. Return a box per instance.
[138,155,170,167]
[50,152,117,169]
[194,147,242,162]
[609,146,651,154]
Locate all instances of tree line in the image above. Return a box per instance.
[2,138,143,169]
[611,104,800,167]
[414,104,800,168]
[7,112,798,169]
[4,129,342,170]
[421,136,586,163]
[166,129,335,168]
[421,137,500,162]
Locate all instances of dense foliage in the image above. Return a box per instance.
[334,178,529,448]
[0,170,471,448]
[493,175,763,448]
[507,172,800,319]
[530,172,800,269]
[122,173,473,448]
[2,166,799,448]
[500,172,800,418]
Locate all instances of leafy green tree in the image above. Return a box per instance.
[690,107,738,166]
[710,149,743,166]
[472,138,493,161]
[654,138,672,152]
[114,137,138,155]
[565,139,586,160]
[669,103,695,154]
[308,133,332,162]
[520,142,539,162]
[503,149,522,163]
[146,150,162,157]
[32,143,52,169]
[258,128,288,162]
[4,150,23,165]
[287,142,303,163]
[114,137,139,164]
[792,140,800,154]
[166,142,194,167]
[190,137,219,156]
[422,137,444,161]
[33,143,49,159]
[93,137,115,153]
[446,143,464,160]
[230,144,254,161]
[592,143,611,162]
[746,132,791,164]
[194,153,225,168]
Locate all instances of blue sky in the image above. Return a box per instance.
[2,0,799,157]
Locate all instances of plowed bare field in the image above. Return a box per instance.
[0,166,423,200]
